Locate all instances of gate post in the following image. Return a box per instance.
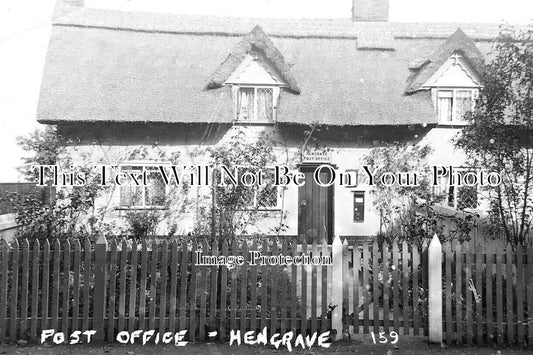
[94,234,107,342]
[428,233,443,343]
[331,235,343,339]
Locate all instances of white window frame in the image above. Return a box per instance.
[434,88,479,125]
[240,185,282,211]
[118,163,169,209]
[232,85,280,123]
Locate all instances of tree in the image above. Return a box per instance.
[17,125,64,182]
[364,143,475,245]
[455,25,533,247]
[13,126,112,239]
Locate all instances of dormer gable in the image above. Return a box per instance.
[225,52,286,86]
[205,25,300,94]
[405,28,484,94]
[422,53,481,88]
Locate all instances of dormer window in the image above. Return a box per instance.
[422,53,481,125]
[437,88,478,124]
[236,86,276,121]
[225,52,285,123]
[206,26,300,123]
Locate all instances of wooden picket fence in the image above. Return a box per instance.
[0,236,334,343]
[346,241,429,337]
[0,235,532,348]
[442,242,533,347]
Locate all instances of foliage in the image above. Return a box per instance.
[13,125,203,239]
[123,210,162,239]
[16,126,64,182]
[13,126,108,239]
[204,129,278,239]
[454,25,533,247]
[364,143,475,245]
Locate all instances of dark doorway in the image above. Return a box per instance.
[297,166,334,243]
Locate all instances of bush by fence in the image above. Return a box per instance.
[0,183,54,215]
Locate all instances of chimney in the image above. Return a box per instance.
[53,0,84,20]
[352,0,389,22]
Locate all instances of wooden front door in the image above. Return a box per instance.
[297,166,334,243]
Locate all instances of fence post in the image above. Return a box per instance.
[331,235,343,339]
[94,234,107,342]
[527,245,533,346]
[428,233,443,343]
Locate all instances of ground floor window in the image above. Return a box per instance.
[241,186,280,210]
[119,165,167,208]
[447,185,478,210]
[433,168,479,210]
[239,171,281,210]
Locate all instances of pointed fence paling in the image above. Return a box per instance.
[344,238,533,347]
[0,237,333,343]
[0,236,532,347]
[0,238,95,341]
[345,239,429,337]
[441,241,533,346]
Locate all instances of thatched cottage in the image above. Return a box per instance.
[36,0,497,241]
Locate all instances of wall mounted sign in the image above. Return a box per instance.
[302,150,332,163]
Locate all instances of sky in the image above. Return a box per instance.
[0,0,532,182]
[85,0,533,23]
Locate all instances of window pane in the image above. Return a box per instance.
[454,90,473,121]
[457,186,478,209]
[447,186,455,207]
[120,166,143,207]
[131,186,143,207]
[120,186,133,207]
[237,88,254,120]
[145,169,166,206]
[257,88,273,121]
[257,185,278,208]
[438,95,453,122]
[241,187,255,208]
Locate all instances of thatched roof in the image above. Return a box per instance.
[37,7,500,126]
[405,28,485,94]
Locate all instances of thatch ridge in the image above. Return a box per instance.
[54,7,514,41]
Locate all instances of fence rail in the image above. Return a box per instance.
[0,237,334,342]
[0,235,532,348]
[442,242,533,346]
[343,241,429,336]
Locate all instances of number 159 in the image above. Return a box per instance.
[370,331,399,344]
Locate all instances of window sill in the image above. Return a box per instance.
[454,208,480,213]
[442,205,481,213]
[233,120,276,126]
[437,122,468,127]
[115,206,168,211]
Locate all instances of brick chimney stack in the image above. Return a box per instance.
[53,0,84,20]
[352,0,389,22]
